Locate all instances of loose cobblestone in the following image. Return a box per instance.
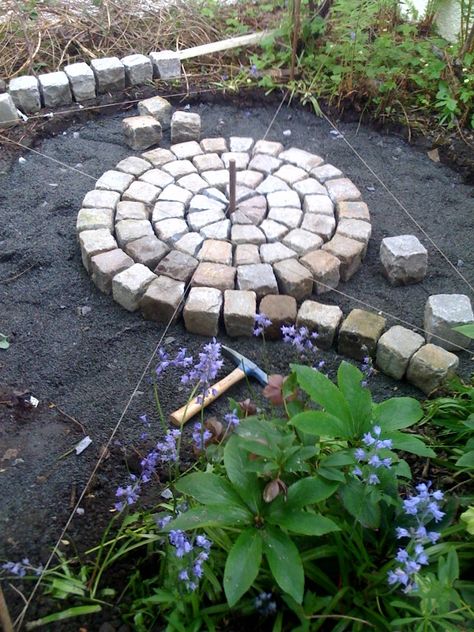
[122,116,162,151]
[407,344,459,394]
[380,235,428,286]
[184,287,222,336]
[376,326,425,379]
[64,63,97,103]
[224,289,256,337]
[141,276,185,323]
[424,294,473,351]
[296,300,343,349]
[112,262,155,311]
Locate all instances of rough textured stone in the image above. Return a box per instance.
[338,309,386,360]
[175,232,204,257]
[260,219,289,242]
[325,178,361,203]
[184,287,222,336]
[123,180,161,205]
[267,190,301,210]
[267,207,302,229]
[76,207,113,233]
[124,235,169,269]
[279,147,323,170]
[380,235,428,286]
[115,156,151,177]
[236,170,264,189]
[293,178,327,197]
[224,290,256,337]
[301,213,336,241]
[200,219,231,240]
[303,195,334,216]
[222,152,250,170]
[149,50,181,79]
[322,235,365,281]
[229,136,254,152]
[259,295,297,339]
[152,201,185,222]
[112,263,156,311]
[376,326,425,379]
[424,294,473,351]
[140,168,174,189]
[205,187,230,204]
[91,248,134,294]
[64,62,96,101]
[234,244,260,266]
[158,184,193,205]
[177,173,208,193]
[192,262,236,291]
[154,250,198,282]
[253,140,283,156]
[337,219,372,255]
[231,225,266,245]
[38,71,72,107]
[116,219,154,247]
[200,137,227,153]
[256,175,290,194]
[162,159,197,178]
[137,95,172,127]
[296,300,343,350]
[193,153,224,172]
[300,250,340,295]
[260,243,297,264]
[273,164,307,185]
[202,169,229,189]
[198,240,232,265]
[189,194,224,214]
[171,113,201,144]
[140,276,185,323]
[79,229,117,272]
[82,189,119,210]
[90,57,125,93]
[311,164,343,182]
[0,94,19,128]
[237,264,278,298]
[9,75,41,113]
[154,218,188,243]
[188,209,225,231]
[116,201,148,221]
[248,154,282,174]
[273,258,313,301]
[336,201,370,222]
[283,228,323,255]
[95,170,134,193]
[122,54,153,86]
[122,115,162,151]
[406,344,459,394]
[141,147,175,167]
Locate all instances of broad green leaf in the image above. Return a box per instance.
[461,415,474,430]
[460,506,474,535]
[291,411,348,438]
[372,397,423,431]
[164,505,252,531]
[438,549,459,584]
[224,436,261,513]
[224,528,262,607]
[234,436,276,459]
[385,431,436,457]
[337,361,372,434]
[320,451,354,467]
[317,467,346,482]
[269,511,340,536]
[452,323,474,339]
[292,365,352,426]
[50,577,86,597]
[455,450,474,467]
[263,526,304,603]
[286,477,339,508]
[340,479,381,528]
[0,333,9,350]
[25,605,102,629]
[175,472,247,507]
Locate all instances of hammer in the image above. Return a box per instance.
[169,345,268,426]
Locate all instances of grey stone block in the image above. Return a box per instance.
[76,207,114,233]
[121,54,153,86]
[424,294,473,351]
[338,309,386,360]
[122,180,161,205]
[149,50,181,79]
[224,290,257,337]
[279,147,323,170]
[260,243,297,265]
[154,249,198,283]
[115,219,154,247]
[300,250,340,294]
[297,300,343,350]
[322,234,365,282]
[64,63,96,101]
[171,112,201,143]
[0,93,19,128]
[116,201,149,221]
[82,189,120,210]
[90,57,125,93]
[79,228,117,272]
[122,115,162,151]
[380,235,428,286]
[236,263,278,298]
[140,276,185,323]
[376,326,425,379]
[115,156,152,177]
[9,75,41,113]
[90,248,134,294]
[124,235,169,269]
[273,258,313,301]
[406,344,459,394]
[95,170,134,193]
[112,263,156,311]
[138,95,172,127]
[184,287,223,336]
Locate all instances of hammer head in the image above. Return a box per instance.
[222,345,268,386]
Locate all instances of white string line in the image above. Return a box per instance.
[320,112,474,295]
[12,89,288,630]
[262,89,289,140]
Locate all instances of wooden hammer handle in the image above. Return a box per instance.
[169,367,246,426]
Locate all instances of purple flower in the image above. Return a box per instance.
[169,531,212,592]
[224,410,240,428]
[254,592,277,615]
[2,559,43,577]
[169,530,192,558]
[156,429,181,463]
[192,422,212,450]
[360,354,375,386]
[156,347,193,378]
[181,339,223,403]
[253,313,272,337]
[156,515,172,529]
[115,482,141,511]
[281,325,319,354]
[249,63,258,77]
[352,425,393,486]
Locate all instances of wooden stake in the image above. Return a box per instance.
[228,159,236,215]
[177,31,274,60]
[290,0,302,82]
[0,584,14,632]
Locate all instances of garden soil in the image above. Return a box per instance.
[0,96,473,630]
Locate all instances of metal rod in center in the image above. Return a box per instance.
[228,159,236,215]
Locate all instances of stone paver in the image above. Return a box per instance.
[248,154,282,174]
[273,258,313,301]
[189,194,225,214]
[198,240,233,265]
[336,201,370,222]
[184,287,222,336]
[253,140,284,156]
[141,276,185,323]
[188,209,225,231]
[259,294,297,339]
[273,164,307,185]
[203,187,228,204]
[91,57,125,92]
[38,71,72,107]
[200,220,231,240]
[137,95,171,127]
[116,219,154,247]
[279,147,323,170]
[162,159,197,178]
[122,54,153,86]
[256,175,290,194]
[260,219,289,242]
[224,289,257,337]
[64,62,97,102]
[337,219,372,255]
[79,229,117,272]
[154,250,198,282]
[0,94,19,128]
[325,178,361,203]
[231,225,266,245]
[149,50,181,79]
[380,235,428,286]
[76,208,113,233]
[311,164,343,182]
[95,170,134,193]
[229,137,254,152]
[140,168,174,189]
[406,344,459,394]
[115,156,151,177]
[234,244,260,266]
[283,228,323,255]
[322,234,365,281]
[260,243,297,265]
[222,152,250,170]
[376,326,425,380]
[293,178,327,197]
[152,201,185,221]
[202,169,229,189]
[112,263,156,311]
[231,207,266,225]
[154,218,188,243]
[338,309,386,360]
[158,184,193,205]
[236,170,264,189]
[300,250,340,294]
[122,116,162,151]
[91,248,134,294]
[123,180,161,205]
[192,262,236,291]
[177,173,208,194]
[82,189,119,210]
[267,207,302,228]
[200,137,228,154]
[124,235,169,269]
[175,232,204,257]
[193,153,224,172]
[301,213,336,241]
[303,195,334,216]
[237,263,278,298]
[141,147,176,167]
[296,300,343,350]
[267,190,301,210]
[171,115,201,144]
[424,294,473,351]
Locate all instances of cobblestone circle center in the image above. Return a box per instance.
[77,136,373,333]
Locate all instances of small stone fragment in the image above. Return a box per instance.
[154,250,198,282]
[91,248,134,294]
[38,71,72,107]
[198,240,233,265]
[376,326,425,379]
[141,276,185,323]
[79,228,117,272]
[122,54,153,86]
[149,50,181,79]
[124,235,169,269]
[338,309,386,360]
[273,258,313,301]
[192,262,236,291]
[259,294,297,339]
[299,250,341,295]
[237,263,278,298]
[122,115,162,151]
[322,235,365,281]
[424,294,473,351]
[184,287,222,337]
[296,300,343,350]
[380,235,428,286]
[112,263,156,311]
[90,57,125,93]
[224,289,257,337]
[171,113,201,143]
[406,344,459,394]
